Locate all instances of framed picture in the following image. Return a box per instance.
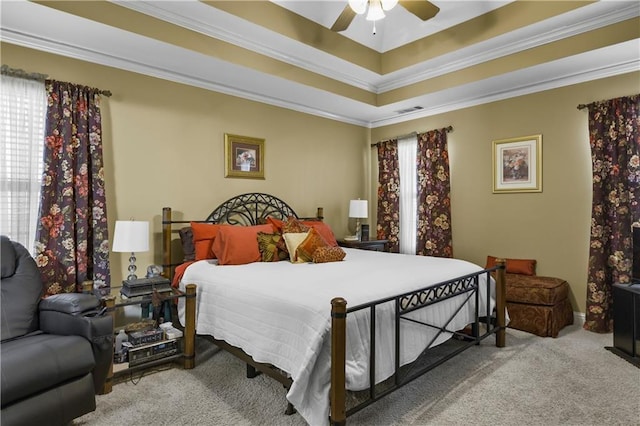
[492,134,542,193]
[224,133,265,179]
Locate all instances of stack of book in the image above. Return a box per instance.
[120,276,172,298]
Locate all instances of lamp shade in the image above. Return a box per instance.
[112,220,149,252]
[349,199,368,219]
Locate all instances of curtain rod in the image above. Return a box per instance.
[371,125,453,147]
[1,65,112,97]
[577,93,640,110]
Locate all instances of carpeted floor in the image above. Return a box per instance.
[75,323,640,426]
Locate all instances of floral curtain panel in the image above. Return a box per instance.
[416,129,453,258]
[35,80,110,296]
[585,94,639,333]
[376,139,400,253]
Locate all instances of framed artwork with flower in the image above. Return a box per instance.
[224,133,265,179]
[492,134,542,193]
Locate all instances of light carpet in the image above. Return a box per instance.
[75,323,640,426]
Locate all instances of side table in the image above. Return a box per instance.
[98,283,196,393]
[338,239,388,252]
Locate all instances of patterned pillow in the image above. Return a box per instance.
[282,216,310,234]
[257,232,289,262]
[296,227,330,262]
[303,221,339,247]
[283,232,310,263]
[312,246,346,263]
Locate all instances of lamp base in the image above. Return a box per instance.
[127,252,138,281]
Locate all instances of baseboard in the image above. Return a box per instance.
[573,311,585,325]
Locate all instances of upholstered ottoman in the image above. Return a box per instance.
[505,274,574,337]
[486,256,573,338]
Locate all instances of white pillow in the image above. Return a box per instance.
[282,232,309,263]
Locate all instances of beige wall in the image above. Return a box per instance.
[4,42,640,313]
[371,71,640,313]
[2,43,370,284]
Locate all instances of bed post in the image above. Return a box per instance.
[183,283,197,369]
[495,258,507,347]
[330,297,347,426]
[162,207,172,279]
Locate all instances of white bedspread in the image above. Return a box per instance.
[178,248,494,426]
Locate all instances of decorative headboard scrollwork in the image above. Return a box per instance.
[205,193,298,225]
[162,193,323,279]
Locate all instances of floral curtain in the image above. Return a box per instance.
[376,139,400,253]
[416,129,453,257]
[35,80,110,296]
[584,94,639,333]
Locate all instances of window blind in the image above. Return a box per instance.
[0,76,46,252]
[398,134,417,255]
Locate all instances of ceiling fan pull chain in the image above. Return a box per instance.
[372,21,377,35]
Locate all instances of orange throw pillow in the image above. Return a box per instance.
[266,217,285,233]
[303,221,338,247]
[190,222,227,260]
[212,224,273,265]
[486,255,537,276]
[282,216,310,234]
[268,217,338,247]
[296,227,330,262]
[267,216,337,247]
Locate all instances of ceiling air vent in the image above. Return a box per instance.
[395,106,423,114]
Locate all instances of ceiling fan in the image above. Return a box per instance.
[331,0,440,32]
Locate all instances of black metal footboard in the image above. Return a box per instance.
[330,261,507,425]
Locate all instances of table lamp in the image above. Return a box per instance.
[112,220,149,281]
[349,199,368,241]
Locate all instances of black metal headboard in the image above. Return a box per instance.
[162,193,323,278]
[205,192,298,225]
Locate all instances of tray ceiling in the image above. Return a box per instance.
[1,0,639,127]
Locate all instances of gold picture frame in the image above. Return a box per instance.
[492,134,542,193]
[224,133,265,179]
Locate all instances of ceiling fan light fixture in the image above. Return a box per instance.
[380,0,398,11]
[366,0,385,21]
[348,0,368,15]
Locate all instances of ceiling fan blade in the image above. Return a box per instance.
[399,0,440,21]
[331,4,357,32]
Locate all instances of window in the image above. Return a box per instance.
[0,76,46,252]
[398,134,417,255]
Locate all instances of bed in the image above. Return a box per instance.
[161,193,506,426]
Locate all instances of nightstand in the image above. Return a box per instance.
[338,239,388,252]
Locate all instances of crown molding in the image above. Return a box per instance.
[370,51,640,128]
[2,0,638,129]
[376,2,640,93]
[118,0,639,96]
[114,0,380,92]
[3,26,637,129]
[0,28,371,127]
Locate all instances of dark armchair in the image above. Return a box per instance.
[1,235,113,426]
